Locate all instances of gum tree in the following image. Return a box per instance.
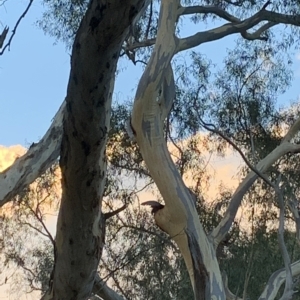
[2,0,300,299]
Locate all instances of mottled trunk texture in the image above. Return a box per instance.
[131,1,224,298]
[42,1,148,299]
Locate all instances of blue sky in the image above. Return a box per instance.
[1,1,300,147]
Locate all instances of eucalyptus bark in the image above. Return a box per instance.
[131,1,300,299]
[42,1,148,299]
[132,1,224,298]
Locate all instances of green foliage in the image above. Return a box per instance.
[0,168,58,296]
[38,0,88,47]
[222,228,300,299]
[6,0,300,298]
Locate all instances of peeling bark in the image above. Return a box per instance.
[42,1,149,299]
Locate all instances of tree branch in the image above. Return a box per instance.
[210,117,300,246]
[282,116,300,143]
[177,5,240,23]
[275,178,294,299]
[104,204,127,220]
[176,8,300,53]
[0,101,65,206]
[132,0,225,297]
[123,37,155,52]
[0,0,34,55]
[241,21,276,41]
[93,274,125,300]
[199,119,274,188]
[24,198,56,247]
[286,192,300,242]
[222,271,243,300]
[258,260,300,300]
[210,115,300,246]
[0,26,8,48]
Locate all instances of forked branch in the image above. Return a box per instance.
[211,116,300,247]
[177,7,300,52]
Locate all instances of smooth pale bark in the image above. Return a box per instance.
[0,101,64,206]
[211,141,300,247]
[42,1,149,299]
[211,115,300,247]
[2,1,300,299]
[132,0,224,298]
[258,260,300,300]
[176,6,300,52]
[132,2,300,298]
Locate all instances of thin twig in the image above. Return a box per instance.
[276,176,294,299]
[0,0,34,55]
[199,118,274,188]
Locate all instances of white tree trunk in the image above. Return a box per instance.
[132,1,224,298]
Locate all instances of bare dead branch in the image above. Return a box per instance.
[0,0,34,55]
